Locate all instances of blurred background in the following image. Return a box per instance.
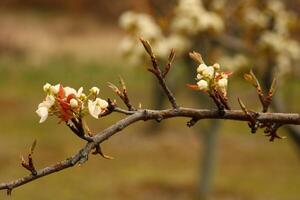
[0,0,300,199]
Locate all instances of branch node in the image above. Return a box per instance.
[21,139,37,176]
[108,77,136,111]
[264,123,285,142]
[244,70,276,113]
[187,118,199,127]
[7,187,12,196]
[92,144,114,160]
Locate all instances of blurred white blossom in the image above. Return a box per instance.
[171,0,224,35]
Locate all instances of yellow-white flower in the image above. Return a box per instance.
[88,98,109,119]
[36,95,55,123]
[197,80,208,90]
[89,87,100,95]
[218,78,228,88]
[202,66,214,79]
[197,63,207,73]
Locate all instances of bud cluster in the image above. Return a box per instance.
[195,62,230,97]
[36,83,108,123]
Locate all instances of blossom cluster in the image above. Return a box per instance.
[36,83,108,123]
[194,62,230,97]
[118,0,223,65]
[243,0,300,74]
[119,11,190,65]
[171,0,224,35]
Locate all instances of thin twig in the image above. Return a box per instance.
[140,38,179,109]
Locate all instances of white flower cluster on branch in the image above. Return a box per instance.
[36,84,108,123]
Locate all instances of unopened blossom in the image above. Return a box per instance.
[88,98,109,119]
[202,66,214,79]
[79,93,87,101]
[197,63,207,73]
[43,83,51,93]
[196,73,203,80]
[90,87,100,95]
[70,98,79,108]
[218,78,228,88]
[213,63,220,70]
[197,80,208,90]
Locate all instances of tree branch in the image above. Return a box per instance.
[1,107,300,193]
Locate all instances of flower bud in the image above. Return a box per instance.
[197,80,209,90]
[90,87,100,95]
[43,83,51,92]
[196,73,203,80]
[197,63,207,73]
[213,63,220,70]
[218,78,228,88]
[79,93,87,101]
[202,66,214,79]
[70,98,78,108]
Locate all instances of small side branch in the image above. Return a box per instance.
[108,77,136,111]
[244,70,276,112]
[20,140,37,176]
[140,38,179,109]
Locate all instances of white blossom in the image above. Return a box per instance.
[88,98,109,119]
[202,66,214,79]
[64,86,83,97]
[36,95,55,123]
[197,80,208,90]
[197,63,208,73]
[36,106,48,123]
